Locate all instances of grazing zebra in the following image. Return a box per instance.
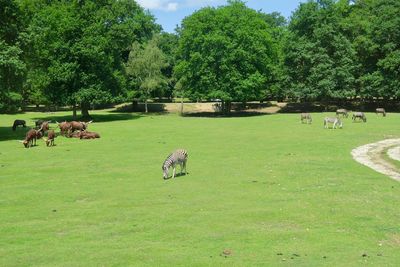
[324,117,343,129]
[352,112,367,122]
[162,149,188,179]
[336,109,349,118]
[376,108,386,117]
[300,113,312,124]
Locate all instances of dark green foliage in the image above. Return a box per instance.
[1,0,400,112]
[0,0,26,112]
[23,0,158,116]
[284,0,358,101]
[175,0,278,112]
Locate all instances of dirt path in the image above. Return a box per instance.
[351,139,400,182]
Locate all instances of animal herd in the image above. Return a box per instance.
[8,107,388,179]
[12,119,100,148]
[301,108,387,129]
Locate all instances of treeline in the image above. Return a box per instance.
[1,0,399,115]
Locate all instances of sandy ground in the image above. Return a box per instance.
[351,139,400,182]
[387,146,400,161]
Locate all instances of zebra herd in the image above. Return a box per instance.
[301,108,387,129]
[164,108,387,179]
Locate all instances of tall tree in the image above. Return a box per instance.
[125,36,168,113]
[158,32,179,99]
[284,0,358,102]
[0,0,25,112]
[174,0,278,113]
[351,0,400,100]
[25,0,158,117]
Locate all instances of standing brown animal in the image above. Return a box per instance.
[57,121,71,136]
[39,121,50,132]
[80,131,100,139]
[45,130,56,146]
[20,128,41,148]
[69,121,92,133]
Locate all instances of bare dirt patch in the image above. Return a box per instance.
[351,139,400,181]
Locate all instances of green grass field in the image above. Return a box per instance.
[0,110,399,266]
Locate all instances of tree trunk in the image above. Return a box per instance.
[221,101,231,115]
[81,102,90,118]
[72,104,77,120]
[132,100,138,111]
[180,97,184,115]
[145,99,148,113]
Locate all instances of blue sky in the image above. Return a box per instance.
[137,0,307,33]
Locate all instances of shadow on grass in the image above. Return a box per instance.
[182,111,270,118]
[115,103,168,113]
[163,172,189,180]
[31,112,142,124]
[0,126,30,142]
[278,101,400,113]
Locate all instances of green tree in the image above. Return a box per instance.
[125,36,168,113]
[174,0,278,113]
[25,0,158,117]
[0,0,25,112]
[284,0,358,102]
[158,32,179,99]
[350,0,400,100]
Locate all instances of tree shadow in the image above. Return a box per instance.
[115,103,167,113]
[31,112,142,124]
[0,126,31,142]
[182,111,271,118]
[278,101,400,113]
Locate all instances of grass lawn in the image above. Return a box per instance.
[0,110,399,266]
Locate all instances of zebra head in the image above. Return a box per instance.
[162,164,168,179]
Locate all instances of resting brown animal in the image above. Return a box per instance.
[45,130,56,146]
[68,131,82,138]
[80,131,100,139]
[21,129,40,148]
[12,120,26,131]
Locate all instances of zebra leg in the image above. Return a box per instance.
[183,161,187,174]
[172,167,176,178]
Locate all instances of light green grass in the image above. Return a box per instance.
[0,111,399,266]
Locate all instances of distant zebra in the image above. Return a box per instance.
[376,108,386,117]
[336,109,349,118]
[352,112,367,122]
[162,149,188,179]
[324,117,343,129]
[300,113,312,124]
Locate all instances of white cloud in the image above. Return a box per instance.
[185,0,224,7]
[137,0,224,12]
[137,0,179,12]
[166,2,178,11]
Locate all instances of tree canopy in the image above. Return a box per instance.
[22,0,159,117]
[174,0,279,112]
[1,0,400,114]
